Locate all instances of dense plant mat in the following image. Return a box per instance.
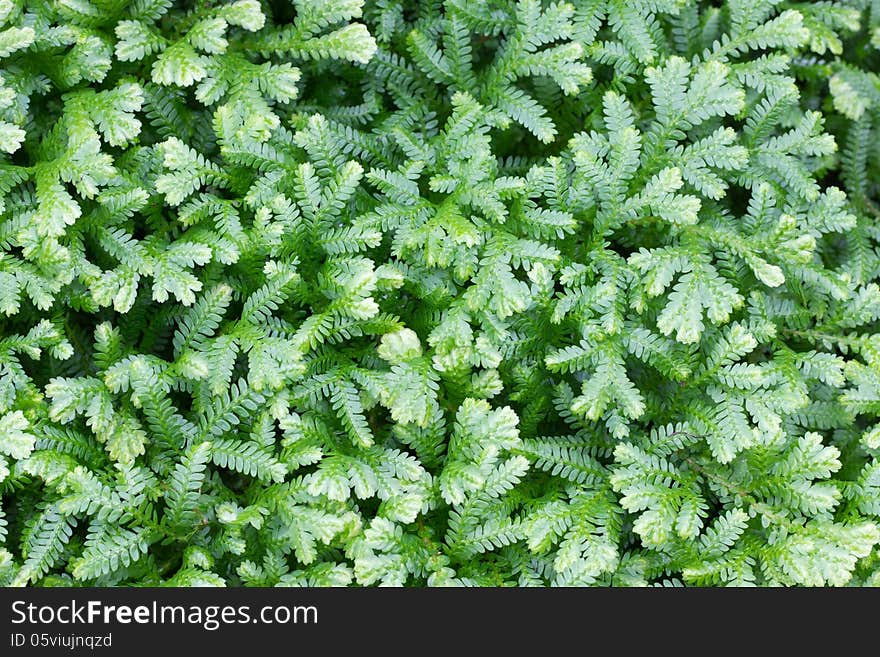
[1,0,879,587]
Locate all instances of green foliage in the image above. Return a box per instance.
[1,0,879,587]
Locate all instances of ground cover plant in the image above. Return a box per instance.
[1,0,879,587]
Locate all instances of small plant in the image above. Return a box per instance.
[1,0,879,587]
